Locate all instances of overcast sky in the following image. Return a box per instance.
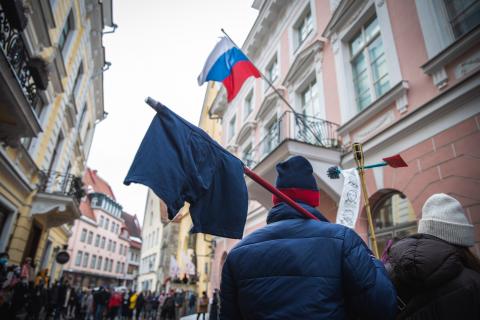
[87,1,258,225]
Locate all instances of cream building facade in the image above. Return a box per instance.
[0,0,113,282]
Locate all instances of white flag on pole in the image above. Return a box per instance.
[169,255,180,278]
[336,168,361,229]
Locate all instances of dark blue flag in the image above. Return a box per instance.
[124,98,248,239]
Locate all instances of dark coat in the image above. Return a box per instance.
[385,234,480,319]
[220,202,397,320]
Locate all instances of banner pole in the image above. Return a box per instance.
[352,143,380,258]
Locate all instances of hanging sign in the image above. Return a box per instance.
[55,250,70,265]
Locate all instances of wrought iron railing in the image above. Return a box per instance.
[38,171,85,203]
[0,4,38,106]
[245,111,341,167]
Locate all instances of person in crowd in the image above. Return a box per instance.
[160,289,175,320]
[220,156,397,319]
[20,257,34,284]
[188,291,196,315]
[10,274,30,318]
[94,286,109,320]
[143,290,152,319]
[129,290,138,318]
[27,278,47,320]
[196,291,208,320]
[135,290,145,320]
[209,289,219,320]
[108,289,122,319]
[121,289,131,319]
[385,193,480,319]
[151,291,160,319]
[85,289,95,320]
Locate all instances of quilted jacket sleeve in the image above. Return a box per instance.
[342,228,397,320]
[220,257,242,320]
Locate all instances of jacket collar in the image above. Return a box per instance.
[266,202,329,224]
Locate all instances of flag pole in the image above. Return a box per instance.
[243,167,320,221]
[220,29,324,146]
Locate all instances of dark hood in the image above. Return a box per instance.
[387,234,463,290]
[266,202,329,224]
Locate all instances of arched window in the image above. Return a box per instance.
[371,192,417,255]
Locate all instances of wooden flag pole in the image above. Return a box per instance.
[353,142,380,258]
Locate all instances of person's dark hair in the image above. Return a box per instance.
[456,246,480,273]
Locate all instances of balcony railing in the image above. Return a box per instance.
[0,3,38,106]
[38,171,85,203]
[244,111,341,167]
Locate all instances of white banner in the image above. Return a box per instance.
[336,168,361,229]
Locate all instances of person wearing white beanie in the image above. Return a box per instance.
[384,193,480,319]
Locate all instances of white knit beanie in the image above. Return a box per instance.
[418,193,474,247]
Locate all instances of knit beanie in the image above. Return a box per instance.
[418,193,474,247]
[272,156,319,207]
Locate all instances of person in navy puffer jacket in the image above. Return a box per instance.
[220,156,397,319]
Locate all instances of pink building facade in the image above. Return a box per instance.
[208,0,480,291]
[63,169,133,288]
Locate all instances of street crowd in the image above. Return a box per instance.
[0,261,219,320]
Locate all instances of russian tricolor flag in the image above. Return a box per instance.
[198,37,260,102]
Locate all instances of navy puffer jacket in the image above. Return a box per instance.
[220,202,397,319]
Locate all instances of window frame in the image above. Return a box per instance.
[58,10,75,53]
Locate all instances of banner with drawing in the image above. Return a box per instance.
[336,168,361,229]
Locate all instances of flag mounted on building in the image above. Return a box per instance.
[124,98,248,239]
[197,36,260,102]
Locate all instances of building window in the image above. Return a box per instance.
[294,7,313,50]
[112,241,116,253]
[72,62,84,95]
[58,10,75,52]
[82,253,89,268]
[104,258,109,271]
[80,229,87,242]
[101,237,106,249]
[109,259,113,272]
[107,239,112,251]
[350,16,390,111]
[91,255,97,269]
[94,234,100,247]
[99,216,104,228]
[111,222,115,232]
[371,192,417,254]
[300,79,320,117]
[97,256,103,270]
[87,231,93,245]
[243,91,253,121]
[116,261,120,273]
[119,244,123,255]
[105,218,109,230]
[228,115,236,142]
[263,117,279,154]
[266,55,278,84]
[242,143,253,167]
[75,251,83,266]
[444,0,480,39]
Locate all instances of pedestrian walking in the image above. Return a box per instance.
[384,193,480,319]
[188,291,196,315]
[208,289,218,320]
[196,291,208,320]
[219,156,397,319]
[135,291,145,320]
[108,290,122,319]
[160,290,175,320]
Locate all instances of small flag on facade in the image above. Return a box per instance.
[197,36,260,102]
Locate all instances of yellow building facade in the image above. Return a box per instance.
[0,0,113,282]
[173,82,222,296]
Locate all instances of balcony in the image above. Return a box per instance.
[0,3,45,147]
[244,111,344,209]
[30,171,84,228]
